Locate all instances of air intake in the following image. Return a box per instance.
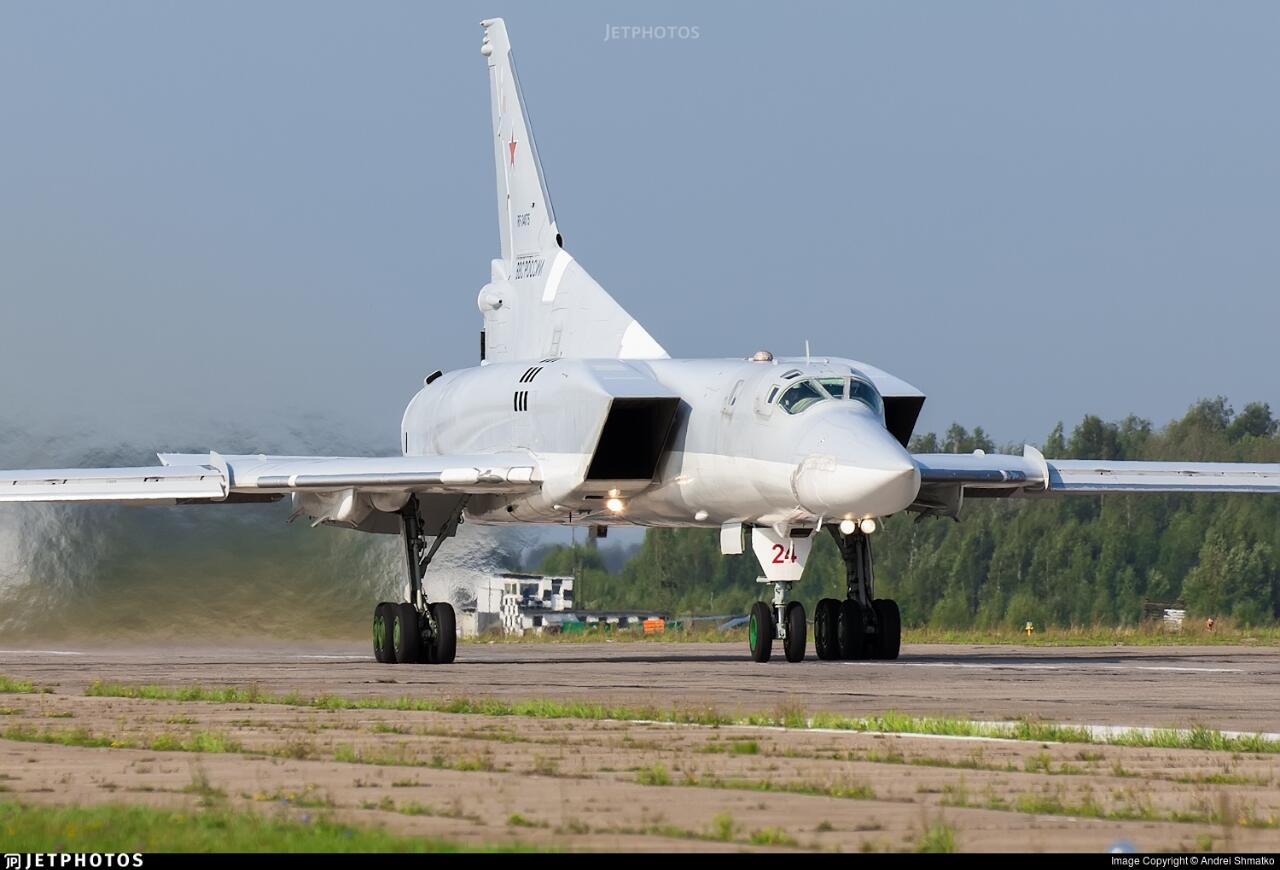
[585,398,680,481]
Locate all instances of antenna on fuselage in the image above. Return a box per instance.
[804,340,811,364]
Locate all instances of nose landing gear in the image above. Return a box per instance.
[743,523,901,663]
[748,584,808,663]
[745,527,812,663]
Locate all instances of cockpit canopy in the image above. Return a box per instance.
[776,370,885,420]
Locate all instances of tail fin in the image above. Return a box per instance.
[477,18,667,363]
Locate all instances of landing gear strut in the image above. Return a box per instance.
[816,527,901,660]
[371,495,464,664]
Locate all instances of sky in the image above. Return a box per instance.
[2,1,1278,454]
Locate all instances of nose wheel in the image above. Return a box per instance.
[748,601,773,662]
[782,601,807,662]
[748,584,808,663]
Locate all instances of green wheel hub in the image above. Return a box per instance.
[373,614,386,648]
[749,611,758,648]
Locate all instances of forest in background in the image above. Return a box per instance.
[532,398,1280,628]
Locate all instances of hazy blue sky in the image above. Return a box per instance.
[2,1,1278,453]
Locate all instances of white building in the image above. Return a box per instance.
[499,573,574,636]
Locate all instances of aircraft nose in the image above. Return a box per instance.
[792,411,921,518]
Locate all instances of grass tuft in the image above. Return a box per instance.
[915,818,958,853]
[0,676,49,694]
[635,764,671,786]
[749,826,798,847]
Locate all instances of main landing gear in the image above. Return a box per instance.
[814,526,900,661]
[745,524,901,663]
[371,495,462,665]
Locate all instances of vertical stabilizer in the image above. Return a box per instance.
[477,19,667,363]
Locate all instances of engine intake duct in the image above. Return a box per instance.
[585,397,680,481]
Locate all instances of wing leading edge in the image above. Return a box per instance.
[912,446,1280,518]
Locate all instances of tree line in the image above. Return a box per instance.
[533,398,1280,627]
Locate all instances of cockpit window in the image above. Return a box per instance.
[778,380,827,415]
[816,378,846,399]
[849,377,885,418]
[773,371,886,419]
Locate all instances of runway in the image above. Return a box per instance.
[2,641,1276,732]
[4,640,1280,851]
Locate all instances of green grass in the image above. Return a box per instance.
[0,801,536,852]
[904,619,1280,647]
[461,618,1280,648]
[333,742,418,767]
[703,739,761,755]
[0,724,242,754]
[944,782,1280,829]
[748,826,798,847]
[0,676,48,694]
[634,764,671,786]
[806,711,1280,755]
[915,819,958,853]
[1173,771,1271,786]
[673,773,876,802]
[80,681,1280,755]
[708,812,736,842]
[84,682,734,724]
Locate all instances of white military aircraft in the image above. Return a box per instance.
[5,19,1280,665]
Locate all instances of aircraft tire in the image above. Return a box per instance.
[814,598,840,660]
[837,599,866,660]
[429,602,457,664]
[748,601,773,663]
[783,601,807,663]
[373,602,396,663]
[392,602,421,665]
[873,598,901,660]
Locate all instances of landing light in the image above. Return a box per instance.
[605,497,625,513]
[838,519,857,536]
[860,518,878,535]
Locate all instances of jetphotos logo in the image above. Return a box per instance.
[603,24,700,42]
[6,857,143,869]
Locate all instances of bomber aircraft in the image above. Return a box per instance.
[5,19,1280,665]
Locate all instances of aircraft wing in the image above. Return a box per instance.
[0,464,230,504]
[911,445,1280,518]
[0,451,541,505]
